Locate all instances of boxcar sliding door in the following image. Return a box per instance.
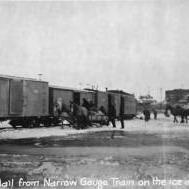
[73,92,80,105]
[9,79,23,115]
[0,78,9,116]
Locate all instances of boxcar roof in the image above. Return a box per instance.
[107,90,134,96]
[84,88,106,93]
[0,74,48,83]
[49,85,94,93]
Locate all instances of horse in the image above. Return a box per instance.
[70,102,90,129]
[165,104,188,123]
[53,100,76,126]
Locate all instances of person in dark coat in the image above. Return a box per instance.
[82,98,90,110]
[143,109,150,122]
[152,109,157,120]
[108,104,116,128]
[120,103,125,129]
[99,106,106,115]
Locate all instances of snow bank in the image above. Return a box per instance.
[0,125,114,140]
[0,121,12,128]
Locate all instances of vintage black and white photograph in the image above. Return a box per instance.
[0,0,189,188]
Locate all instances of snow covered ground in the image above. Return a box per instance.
[1,114,189,189]
[0,114,189,140]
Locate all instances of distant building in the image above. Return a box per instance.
[138,94,156,104]
[165,89,189,105]
[137,94,157,112]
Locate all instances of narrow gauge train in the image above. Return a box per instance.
[0,75,137,128]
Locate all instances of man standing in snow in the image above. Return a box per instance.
[152,109,157,120]
[108,103,116,128]
[143,109,150,122]
[120,101,125,129]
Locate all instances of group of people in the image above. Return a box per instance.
[77,100,159,129]
[108,104,159,128]
[143,108,157,122]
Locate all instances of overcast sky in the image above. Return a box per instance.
[0,0,189,100]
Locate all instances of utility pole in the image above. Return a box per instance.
[160,88,163,109]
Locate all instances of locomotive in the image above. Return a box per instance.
[0,75,137,128]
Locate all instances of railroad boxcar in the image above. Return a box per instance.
[85,89,137,119]
[0,75,49,127]
[108,90,137,119]
[49,86,73,115]
[49,86,96,113]
[49,86,107,126]
[123,94,137,118]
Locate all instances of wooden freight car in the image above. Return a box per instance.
[49,86,107,126]
[85,89,137,119]
[108,90,137,119]
[49,86,95,111]
[49,86,73,115]
[123,94,137,119]
[0,75,49,128]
